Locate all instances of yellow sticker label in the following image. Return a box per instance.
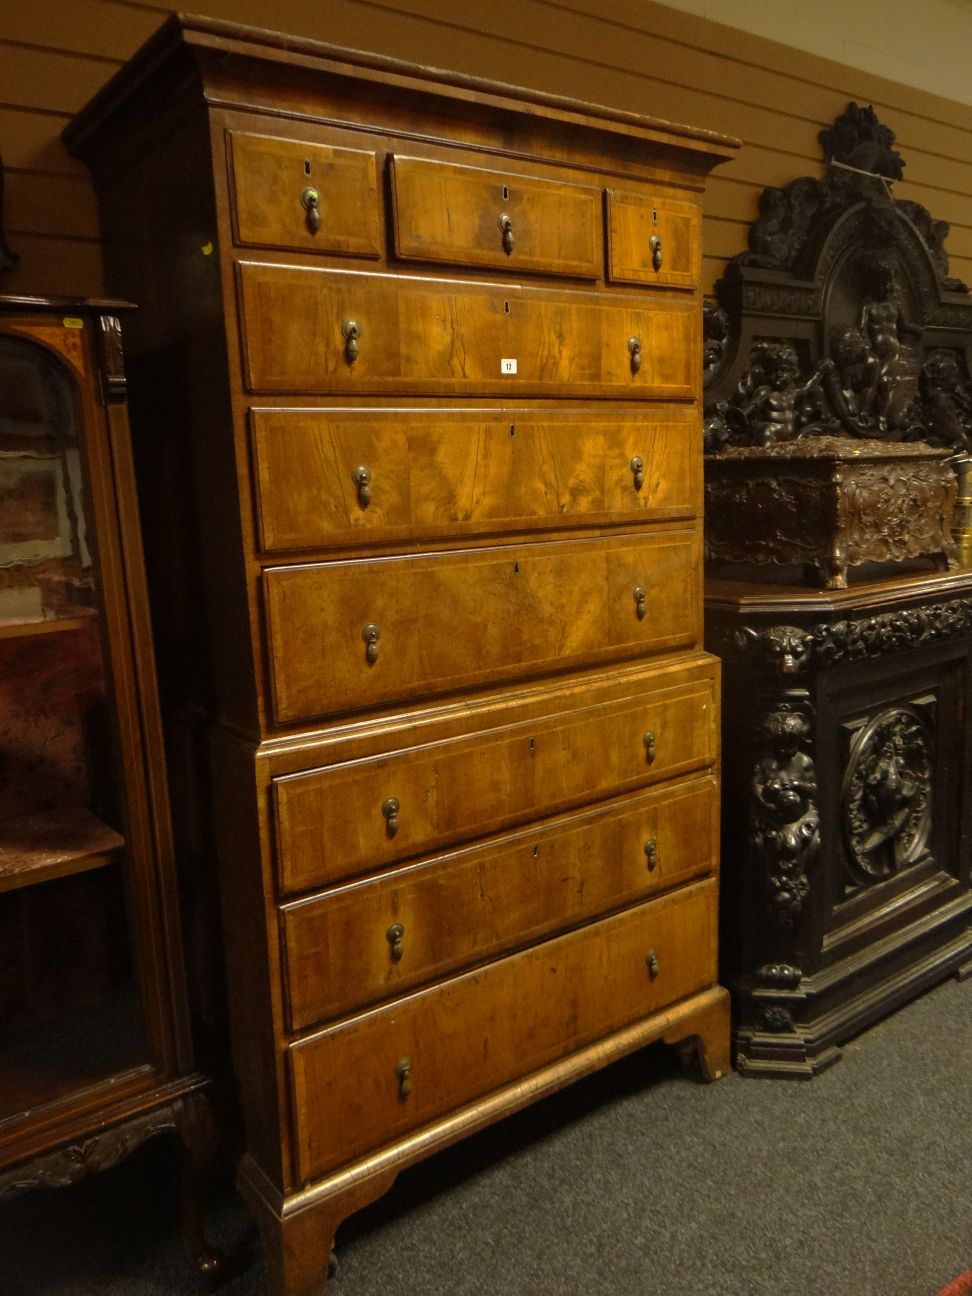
[200,241,213,256]
[62,317,85,329]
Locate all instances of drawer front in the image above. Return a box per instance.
[238,263,696,398]
[251,407,697,552]
[390,155,600,278]
[264,532,700,723]
[273,664,716,892]
[607,190,700,289]
[289,878,717,1181]
[229,131,381,257]
[282,774,717,1030]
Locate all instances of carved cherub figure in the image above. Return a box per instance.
[920,348,972,451]
[858,256,922,428]
[729,341,820,446]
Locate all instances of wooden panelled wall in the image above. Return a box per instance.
[2,0,972,300]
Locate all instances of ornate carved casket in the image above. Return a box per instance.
[704,103,972,588]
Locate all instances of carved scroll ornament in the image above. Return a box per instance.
[751,707,820,929]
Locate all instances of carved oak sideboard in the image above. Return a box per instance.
[706,569,972,1076]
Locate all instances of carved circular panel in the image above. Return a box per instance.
[841,705,932,885]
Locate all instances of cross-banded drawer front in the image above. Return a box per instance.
[288,878,717,1181]
[282,774,717,1030]
[263,531,699,723]
[237,263,696,398]
[272,662,717,892]
[390,155,600,278]
[250,406,698,552]
[607,189,700,289]
[229,132,381,257]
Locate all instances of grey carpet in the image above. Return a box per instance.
[2,974,971,1295]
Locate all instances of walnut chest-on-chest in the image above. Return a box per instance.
[65,16,738,1294]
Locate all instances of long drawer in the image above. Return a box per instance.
[237,262,696,398]
[250,406,697,552]
[282,774,717,1030]
[389,154,601,278]
[272,659,717,892]
[263,530,700,723]
[288,877,717,1181]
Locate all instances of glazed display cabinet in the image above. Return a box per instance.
[0,296,217,1274]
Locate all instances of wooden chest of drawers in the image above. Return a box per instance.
[65,16,737,1295]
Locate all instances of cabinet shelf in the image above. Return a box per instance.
[0,807,124,894]
[0,610,98,643]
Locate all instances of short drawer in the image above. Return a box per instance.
[282,774,717,1030]
[607,189,700,289]
[273,659,717,892]
[237,262,696,398]
[389,154,600,278]
[250,406,697,552]
[228,131,381,257]
[263,531,700,723]
[288,877,717,1181]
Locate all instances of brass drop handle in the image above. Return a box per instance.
[498,212,515,256]
[300,185,321,235]
[381,796,400,836]
[386,922,405,961]
[628,336,642,375]
[362,622,381,664]
[634,586,647,620]
[643,730,656,764]
[630,456,645,491]
[649,233,663,272]
[352,464,372,507]
[646,948,660,978]
[396,1056,413,1099]
[343,318,361,364]
[644,838,658,871]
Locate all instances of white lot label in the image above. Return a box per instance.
[501,358,518,375]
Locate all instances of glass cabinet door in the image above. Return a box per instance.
[0,330,150,1124]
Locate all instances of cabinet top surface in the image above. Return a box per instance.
[63,10,739,167]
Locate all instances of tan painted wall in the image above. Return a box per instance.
[1,0,971,299]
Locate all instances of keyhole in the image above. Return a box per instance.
[504,300,511,315]
[528,737,535,752]
[304,159,311,176]
[532,845,539,857]
[510,424,516,437]
[502,185,510,201]
[652,208,658,224]
[514,561,520,573]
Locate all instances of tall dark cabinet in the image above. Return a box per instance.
[702,104,972,1076]
[0,295,216,1272]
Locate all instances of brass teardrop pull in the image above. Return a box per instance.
[396,1056,413,1099]
[646,949,660,978]
[630,456,645,491]
[342,318,361,364]
[352,464,372,507]
[362,622,381,664]
[644,838,658,871]
[643,731,656,764]
[634,586,647,620]
[628,336,642,375]
[386,922,405,961]
[300,185,321,235]
[381,796,400,836]
[649,233,663,272]
[498,212,515,256]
